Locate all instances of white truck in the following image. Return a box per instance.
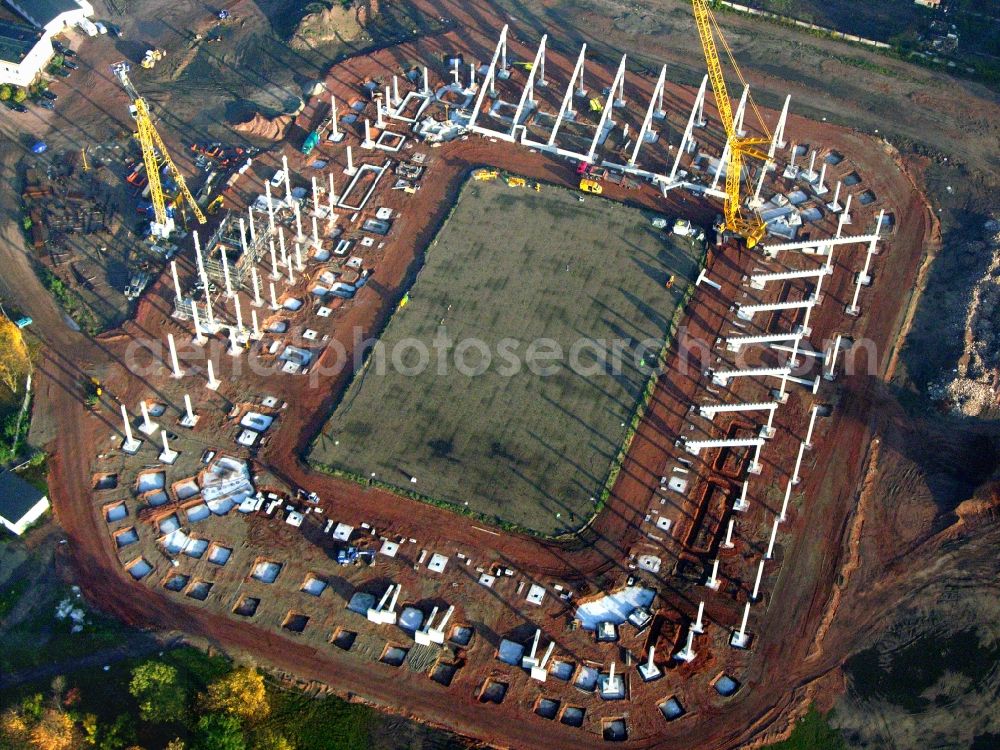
[76,19,99,36]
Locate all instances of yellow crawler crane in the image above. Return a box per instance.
[111,61,206,238]
[691,0,771,248]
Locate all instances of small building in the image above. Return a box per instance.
[0,20,46,87]
[5,0,95,36]
[0,469,49,536]
[0,0,94,87]
[914,0,941,8]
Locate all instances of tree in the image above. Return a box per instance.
[165,740,185,750]
[0,318,31,394]
[129,661,187,724]
[203,668,269,722]
[12,87,27,103]
[0,706,30,745]
[0,85,10,101]
[0,695,50,748]
[193,714,244,750]
[29,710,73,750]
[252,730,293,750]
[27,709,77,750]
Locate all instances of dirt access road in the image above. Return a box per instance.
[45,53,936,750]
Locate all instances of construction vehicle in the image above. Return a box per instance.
[472,168,498,181]
[579,179,602,195]
[588,97,603,113]
[112,61,206,238]
[576,162,609,180]
[80,148,89,171]
[336,546,359,565]
[691,0,771,248]
[126,162,148,189]
[206,195,224,214]
[505,175,526,188]
[301,129,321,156]
[140,49,165,69]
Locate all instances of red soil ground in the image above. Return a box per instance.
[35,3,935,747]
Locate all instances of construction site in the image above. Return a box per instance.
[6,0,999,748]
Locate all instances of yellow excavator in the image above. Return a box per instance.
[691,0,771,248]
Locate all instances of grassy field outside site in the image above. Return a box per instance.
[310,177,702,535]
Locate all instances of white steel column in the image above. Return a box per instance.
[734,84,749,137]
[846,211,883,316]
[264,181,276,233]
[167,334,183,379]
[281,154,292,204]
[511,35,547,139]
[191,301,207,345]
[731,602,751,648]
[750,559,765,601]
[587,54,627,163]
[467,25,509,132]
[251,266,262,307]
[669,76,708,181]
[769,95,790,159]
[827,180,843,213]
[330,94,340,140]
[206,358,220,391]
[629,65,667,166]
[765,517,780,559]
[548,44,587,146]
[221,248,233,297]
[119,404,141,452]
[170,261,182,306]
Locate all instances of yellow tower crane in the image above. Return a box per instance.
[691,0,771,248]
[111,61,206,238]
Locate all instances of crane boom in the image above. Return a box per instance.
[111,62,206,237]
[691,0,770,248]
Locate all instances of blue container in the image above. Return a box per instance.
[31,141,47,154]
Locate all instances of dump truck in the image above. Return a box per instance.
[579,179,602,194]
[505,175,526,188]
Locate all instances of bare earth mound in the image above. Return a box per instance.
[289,2,378,49]
[233,112,293,140]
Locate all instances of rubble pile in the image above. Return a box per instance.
[934,221,1000,416]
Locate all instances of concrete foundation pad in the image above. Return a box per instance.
[638,663,662,682]
[731,631,751,649]
[599,675,625,699]
[121,438,142,455]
